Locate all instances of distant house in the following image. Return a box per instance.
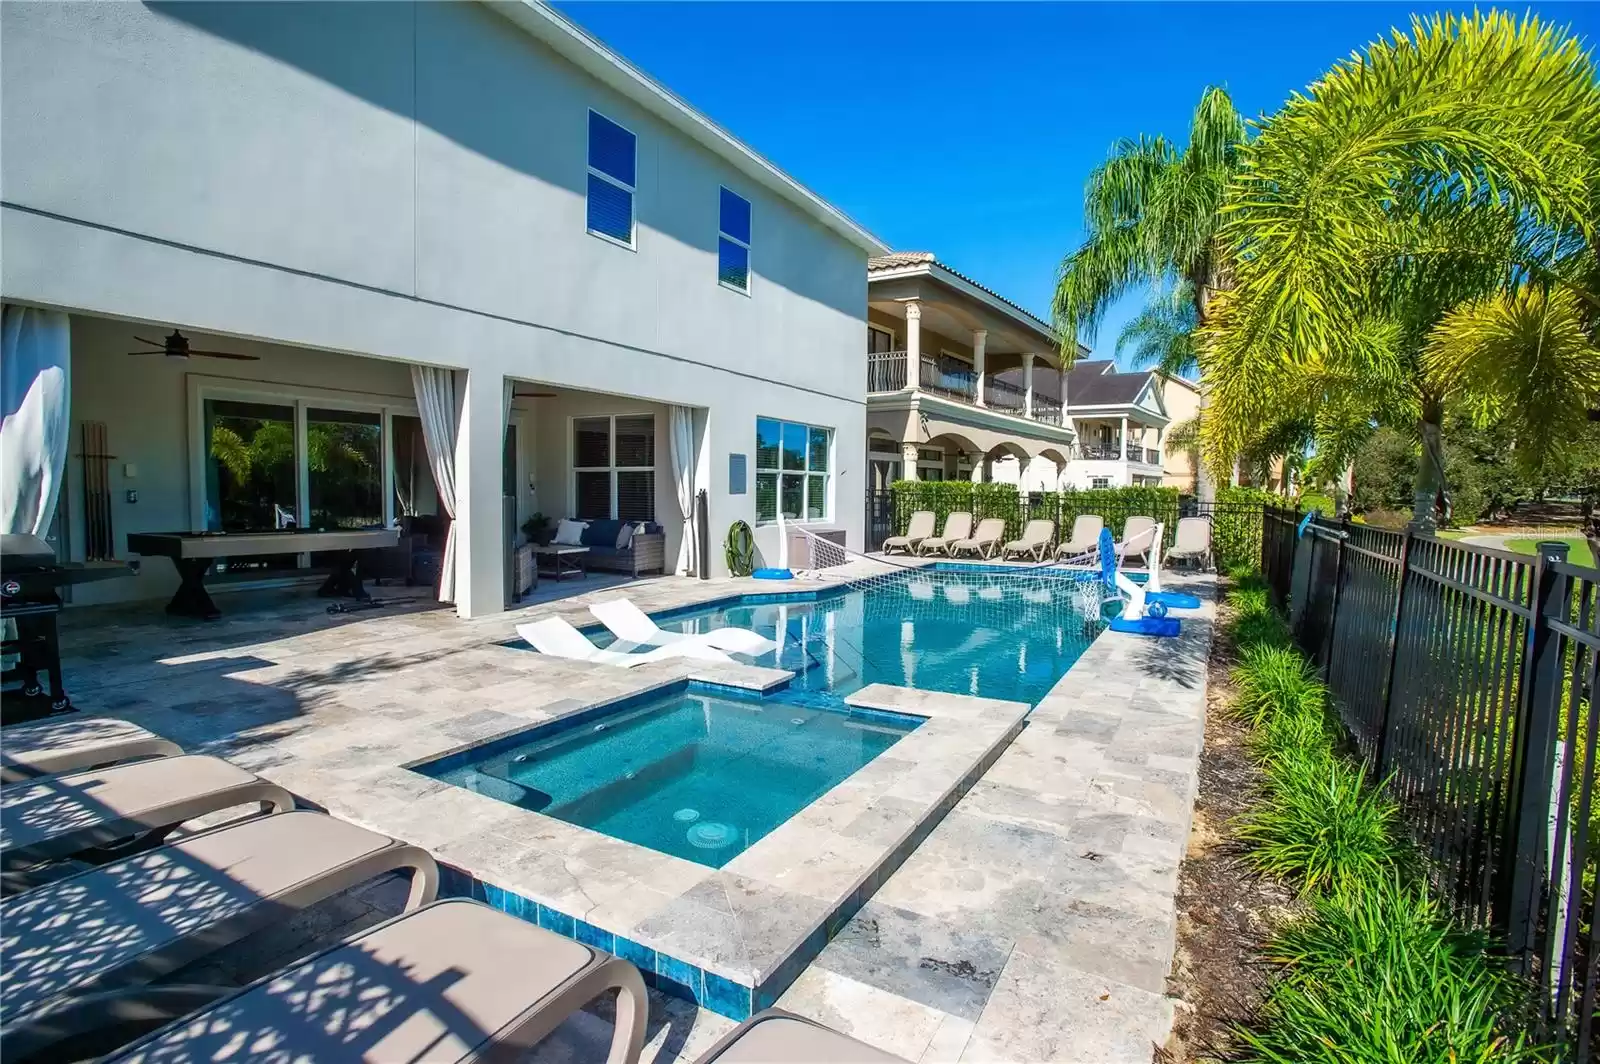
[1061,361,1169,489]
[1158,373,1202,491]
[0,0,884,614]
[864,252,1080,491]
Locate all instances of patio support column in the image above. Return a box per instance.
[1022,353,1035,418]
[904,301,921,390]
[1119,416,1129,460]
[901,442,919,482]
[968,451,984,483]
[972,330,987,406]
[452,367,507,619]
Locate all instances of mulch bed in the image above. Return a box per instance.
[1157,591,1300,1063]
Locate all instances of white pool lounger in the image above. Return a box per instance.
[516,617,734,667]
[589,599,776,656]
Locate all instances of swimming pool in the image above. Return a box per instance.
[415,686,920,867]
[592,565,1114,708]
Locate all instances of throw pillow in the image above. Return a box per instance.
[555,519,587,546]
[616,523,635,550]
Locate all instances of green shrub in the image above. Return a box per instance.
[1237,879,1547,1063]
[1241,750,1402,898]
[1297,491,1336,516]
[1215,485,1277,570]
[1231,645,1327,729]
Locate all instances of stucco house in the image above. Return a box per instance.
[1059,361,1169,489]
[1,0,884,617]
[864,253,1080,491]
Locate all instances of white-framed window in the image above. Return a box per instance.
[718,186,751,293]
[867,325,895,353]
[587,110,636,247]
[572,414,655,522]
[1090,476,1111,490]
[755,417,830,523]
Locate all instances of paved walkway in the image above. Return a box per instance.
[51,566,1212,1063]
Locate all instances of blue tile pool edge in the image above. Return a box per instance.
[431,709,1030,1021]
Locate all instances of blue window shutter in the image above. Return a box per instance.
[719,187,751,244]
[587,175,633,242]
[588,112,635,186]
[718,237,749,290]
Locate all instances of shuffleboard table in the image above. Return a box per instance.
[126,528,400,619]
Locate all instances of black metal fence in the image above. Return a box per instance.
[1267,507,1599,1054]
[866,488,1268,571]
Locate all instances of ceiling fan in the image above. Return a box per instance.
[126,330,259,361]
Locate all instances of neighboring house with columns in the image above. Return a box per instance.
[865,252,1079,491]
[1,0,882,617]
[1061,361,1170,489]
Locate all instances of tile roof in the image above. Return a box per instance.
[868,251,1059,341]
[1066,360,1154,406]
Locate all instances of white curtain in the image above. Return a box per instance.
[669,405,696,576]
[411,366,460,602]
[1,305,71,538]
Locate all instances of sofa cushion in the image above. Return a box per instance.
[554,519,587,546]
[580,519,623,548]
[585,546,624,559]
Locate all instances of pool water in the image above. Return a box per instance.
[599,566,1114,708]
[417,690,918,867]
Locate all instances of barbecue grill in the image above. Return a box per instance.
[1,534,133,721]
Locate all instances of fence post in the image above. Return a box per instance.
[1373,523,1416,774]
[1501,541,1571,962]
[1319,515,1350,668]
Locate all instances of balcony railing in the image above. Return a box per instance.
[867,350,908,392]
[866,350,1065,428]
[1075,443,1163,464]
[919,354,976,402]
[984,376,1027,413]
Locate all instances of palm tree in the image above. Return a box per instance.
[1053,86,1247,499]
[1204,12,1600,528]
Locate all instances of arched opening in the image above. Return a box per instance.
[983,441,1030,486]
[919,431,981,482]
[867,430,902,489]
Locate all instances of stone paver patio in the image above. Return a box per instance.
[45,562,1212,1063]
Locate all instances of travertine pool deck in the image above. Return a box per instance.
[43,562,1213,1063]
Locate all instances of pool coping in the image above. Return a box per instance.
[411,673,1030,1019]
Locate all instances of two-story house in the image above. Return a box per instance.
[1061,360,1170,489]
[1,0,884,616]
[865,253,1080,492]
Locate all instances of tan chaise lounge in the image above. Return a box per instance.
[694,1009,910,1063]
[11,898,649,1064]
[950,518,1007,559]
[1116,515,1158,566]
[1055,514,1105,560]
[882,510,935,555]
[1166,515,1214,570]
[0,754,293,875]
[916,512,973,557]
[1,716,182,784]
[0,809,437,1046]
[1002,519,1056,561]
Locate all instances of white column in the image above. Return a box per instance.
[1119,416,1129,460]
[1022,353,1035,418]
[901,442,919,482]
[968,451,984,483]
[904,301,921,391]
[972,329,987,406]
[452,367,507,619]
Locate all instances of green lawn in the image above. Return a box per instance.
[1504,536,1594,567]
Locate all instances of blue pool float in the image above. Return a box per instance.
[752,568,793,580]
[1109,616,1182,637]
[1147,590,1202,610]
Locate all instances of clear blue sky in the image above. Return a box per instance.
[559,2,1600,364]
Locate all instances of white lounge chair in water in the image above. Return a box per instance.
[590,598,776,656]
[517,617,733,667]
